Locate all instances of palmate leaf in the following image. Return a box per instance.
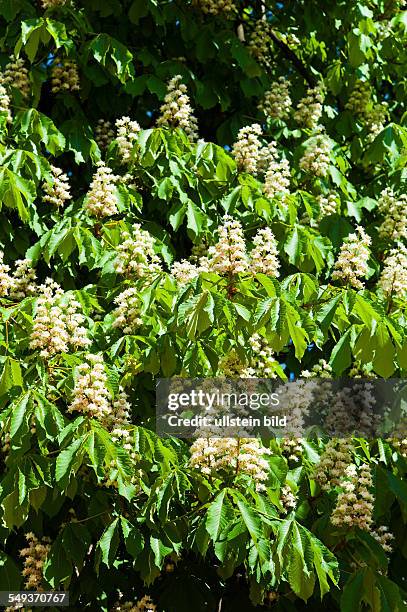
[275,518,339,601]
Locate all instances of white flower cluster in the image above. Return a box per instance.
[377,188,407,242]
[345,81,372,116]
[51,59,80,94]
[247,20,273,66]
[68,354,112,420]
[258,77,292,120]
[0,251,14,297]
[332,226,371,289]
[331,463,374,531]
[280,484,297,512]
[30,280,90,358]
[299,133,331,176]
[43,165,71,208]
[115,116,141,163]
[345,81,388,140]
[312,438,354,490]
[280,380,318,461]
[218,349,246,377]
[250,227,280,276]
[264,145,291,201]
[194,0,236,16]
[112,287,142,334]
[95,119,115,150]
[302,358,332,378]
[0,83,11,122]
[189,437,271,491]
[114,224,162,278]
[9,259,37,300]
[365,103,388,142]
[19,532,51,590]
[348,360,375,379]
[371,526,394,554]
[244,333,279,378]
[379,245,407,298]
[2,56,30,99]
[157,75,198,142]
[171,259,201,284]
[41,0,67,7]
[86,161,118,218]
[317,192,338,217]
[112,595,156,612]
[232,124,262,174]
[294,86,324,129]
[0,252,37,300]
[207,215,248,275]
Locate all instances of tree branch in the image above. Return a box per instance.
[267,28,317,87]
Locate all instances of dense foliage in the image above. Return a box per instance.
[0,0,407,610]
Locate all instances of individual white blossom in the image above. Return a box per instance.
[312,438,354,491]
[379,245,407,299]
[19,533,51,590]
[9,259,37,300]
[51,59,80,94]
[258,77,292,120]
[332,226,371,289]
[189,437,272,491]
[157,75,198,142]
[207,215,249,275]
[0,84,12,122]
[294,86,324,129]
[68,354,112,420]
[115,116,141,162]
[377,188,407,242]
[112,287,142,334]
[250,227,280,276]
[232,124,262,174]
[299,133,331,176]
[114,224,162,277]
[95,119,115,150]
[331,463,374,531]
[2,56,30,99]
[43,165,71,208]
[86,161,118,218]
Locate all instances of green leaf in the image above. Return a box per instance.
[206,490,230,541]
[0,551,22,590]
[55,437,85,484]
[97,518,120,568]
[120,517,144,560]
